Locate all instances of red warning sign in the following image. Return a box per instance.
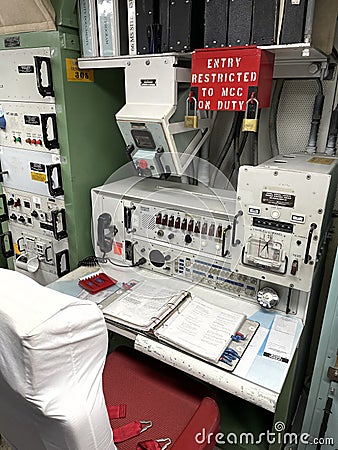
[191,46,275,111]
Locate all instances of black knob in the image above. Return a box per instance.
[10,213,17,220]
[7,198,14,206]
[31,210,39,218]
[168,233,174,240]
[185,234,192,244]
[18,216,25,223]
[157,230,164,237]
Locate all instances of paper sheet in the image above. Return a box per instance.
[263,315,298,363]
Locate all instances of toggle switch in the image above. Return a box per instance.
[155,213,162,224]
[291,259,299,276]
[208,224,215,236]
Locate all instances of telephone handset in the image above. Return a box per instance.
[97,213,117,254]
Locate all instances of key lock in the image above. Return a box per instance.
[185,92,198,128]
[242,93,259,132]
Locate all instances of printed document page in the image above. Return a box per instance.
[155,296,246,363]
[103,281,189,331]
[263,315,298,363]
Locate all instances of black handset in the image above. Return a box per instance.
[97,213,117,254]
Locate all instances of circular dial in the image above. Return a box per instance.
[257,287,280,309]
[149,249,165,268]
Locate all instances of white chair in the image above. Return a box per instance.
[0,268,116,450]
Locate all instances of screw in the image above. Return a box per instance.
[274,171,278,176]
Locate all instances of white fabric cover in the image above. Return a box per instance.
[0,269,116,450]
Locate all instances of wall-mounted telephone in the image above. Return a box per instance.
[97,213,117,254]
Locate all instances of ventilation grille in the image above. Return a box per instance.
[141,214,156,230]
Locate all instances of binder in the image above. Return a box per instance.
[227,0,253,47]
[97,0,128,56]
[168,0,205,52]
[159,1,170,53]
[280,0,308,44]
[127,0,137,55]
[78,0,99,57]
[103,281,191,331]
[252,0,279,45]
[204,0,229,48]
[154,296,247,363]
[135,0,157,54]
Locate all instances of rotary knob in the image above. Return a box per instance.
[185,234,192,244]
[257,287,279,309]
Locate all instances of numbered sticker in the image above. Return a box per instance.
[66,58,94,83]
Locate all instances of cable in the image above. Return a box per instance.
[107,256,147,268]
[226,132,249,189]
[325,102,338,155]
[78,255,147,269]
[269,79,285,157]
[210,112,240,186]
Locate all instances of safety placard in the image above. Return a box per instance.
[308,157,335,165]
[66,58,94,82]
[191,46,274,111]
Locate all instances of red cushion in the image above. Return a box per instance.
[103,346,220,450]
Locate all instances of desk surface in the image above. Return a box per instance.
[49,264,303,413]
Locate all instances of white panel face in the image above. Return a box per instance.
[0,102,59,153]
[9,223,69,285]
[236,159,335,292]
[0,47,55,103]
[3,187,67,241]
[0,146,64,198]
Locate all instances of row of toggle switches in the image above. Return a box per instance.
[155,213,225,238]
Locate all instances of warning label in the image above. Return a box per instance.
[308,157,335,165]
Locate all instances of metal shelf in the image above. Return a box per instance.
[78,52,192,69]
[78,44,329,78]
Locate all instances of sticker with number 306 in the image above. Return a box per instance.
[66,58,94,83]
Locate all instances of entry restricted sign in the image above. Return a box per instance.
[191,46,274,111]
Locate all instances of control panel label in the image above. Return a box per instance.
[308,156,335,165]
[30,162,46,183]
[30,162,45,173]
[261,191,295,208]
[13,243,21,255]
[24,115,40,125]
[140,79,157,87]
[31,172,47,182]
[4,36,20,48]
[18,65,34,74]
[66,58,94,83]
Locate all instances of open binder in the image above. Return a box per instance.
[103,281,191,332]
[103,281,247,364]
